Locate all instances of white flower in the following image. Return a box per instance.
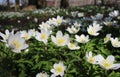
[110,37,120,48]
[109,10,119,17]
[67,42,80,50]
[20,30,32,40]
[34,18,38,23]
[87,22,103,36]
[0,29,14,43]
[78,12,84,17]
[75,34,90,43]
[35,29,50,44]
[73,22,81,27]
[50,61,66,77]
[52,16,63,26]
[104,34,111,43]
[96,55,120,70]
[7,32,28,53]
[36,72,49,77]
[39,22,52,31]
[28,29,36,37]
[86,51,101,64]
[66,26,80,34]
[51,31,70,46]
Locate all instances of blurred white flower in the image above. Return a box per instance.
[0,29,14,43]
[35,29,50,44]
[51,31,70,46]
[66,26,80,34]
[52,16,63,26]
[67,42,80,50]
[28,29,36,37]
[110,37,120,48]
[34,18,38,23]
[17,20,21,23]
[96,55,120,70]
[86,51,101,64]
[87,22,103,36]
[109,10,119,17]
[75,34,90,43]
[73,22,81,27]
[78,12,84,17]
[104,34,111,43]
[20,30,32,40]
[50,61,66,77]
[36,72,49,77]
[39,22,52,32]
[27,16,30,20]
[7,32,28,53]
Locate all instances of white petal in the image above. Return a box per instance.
[106,55,115,63]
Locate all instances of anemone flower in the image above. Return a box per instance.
[35,29,50,45]
[87,22,103,36]
[7,32,28,53]
[75,34,90,43]
[110,37,120,48]
[50,61,66,77]
[36,72,49,77]
[96,55,120,70]
[51,31,70,46]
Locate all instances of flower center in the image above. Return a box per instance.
[101,60,112,69]
[88,57,94,63]
[11,39,21,49]
[56,38,65,45]
[56,66,63,73]
[40,34,47,39]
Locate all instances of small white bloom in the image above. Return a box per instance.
[17,20,21,23]
[39,22,52,31]
[36,72,49,77]
[20,30,32,40]
[50,61,66,77]
[35,29,50,44]
[66,26,80,34]
[0,29,14,43]
[75,34,90,43]
[104,34,111,43]
[51,31,70,46]
[78,12,84,17]
[97,55,120,70]
[110,37,120,48]
[87,22,103,36]
[34,18,38,23]
[28,29,36,37]
[67,42,80,50]
[86,51,101,64]
[73,22,81,27]
[109,10,119,17]
[7,32,28,53]
[52,16,63,26]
